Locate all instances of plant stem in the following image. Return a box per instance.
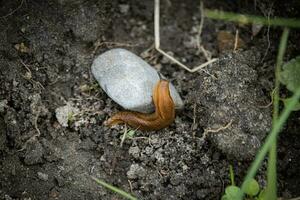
[266,27,289,200]
[229,165,235,186]
[204,10,300,28]
[240,87,300,198]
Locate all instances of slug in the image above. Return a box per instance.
[104,80,175,131]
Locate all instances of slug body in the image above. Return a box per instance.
[105,80,175,131]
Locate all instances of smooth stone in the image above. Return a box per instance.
[55,103,79,127]
[91,48,184,113]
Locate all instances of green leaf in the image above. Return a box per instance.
[257,189,267,200]
[126,130,136,138]
[280,56,300,93]
[221,195,228,200]
[244,178,260,196]
[225,186,242,200]
[282,97,300,111]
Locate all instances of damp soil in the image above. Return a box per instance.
[0,0,299,199]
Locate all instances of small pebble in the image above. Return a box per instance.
[127,164,146,179]
[91,48,184,113]
[55,103,79,127]
[119,4,130,14]
[37,172,49,181]
[0,99,8,113]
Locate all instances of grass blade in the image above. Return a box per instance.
[91,176,137,200]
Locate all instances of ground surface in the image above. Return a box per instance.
[0,0,299,199]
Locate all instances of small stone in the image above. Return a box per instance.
[55,175,65,187]
[4,195,13,200]
[119,4,130,14]
[55,103,79,127]
[37,172,49,181]
[91,48,184,113]
[127,164,146,179]
[24,141,44,165]
[128,146,140,159]
[0,99,8,113]
[252,24,263,37]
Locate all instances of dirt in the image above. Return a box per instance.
[0,0,299,199]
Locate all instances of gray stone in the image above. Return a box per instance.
[91,48,184,113]
[55,103,79,127]
[0,99,8,113]
[119,4,130,14]
[127,164,146,179]
[37,172,49,181]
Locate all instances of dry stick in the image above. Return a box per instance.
[197,1,212,61]
[261,9,272,63]
[120,124,128,147]
[197,1,205,49]
[17,109,41,152]
[258,89,275,108]
[0,0,24,19]
[128,180,133,194]
[233,29,239,52]
[154,0,218,73]
[201,120,233,140]
[33,109,41,138]
[20,59,45,90]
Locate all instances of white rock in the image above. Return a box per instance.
[37,172,49,181]
[91,48,184,113]
[55,103,79,127]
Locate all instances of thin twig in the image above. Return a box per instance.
[20,59,45,90]
[191,103,197,134]
[233,29,239,52]
[197,1,212,61]
[154,0,218,73]
[34,109,41,138]
[0,0,24,19]
[128,180,133,194]
[201,120,233,140]
[258,89,275,108]
[17,109,41,151]
[197,1,205,50]
[120,124,128,147]
[261,8,272,63]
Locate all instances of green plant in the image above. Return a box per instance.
[91,176,137,200]
[280,56,300,111]
[205,11,300,200]
[204,10,300,28]
[222,166,261,200]
[93,8,300,200]
[120,127,136,147]
[67,112,75,123]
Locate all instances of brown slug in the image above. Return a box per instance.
[104,80,175,131]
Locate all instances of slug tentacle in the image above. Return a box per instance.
[104,80,175,131]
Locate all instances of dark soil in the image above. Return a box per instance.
[0,0,299,199]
